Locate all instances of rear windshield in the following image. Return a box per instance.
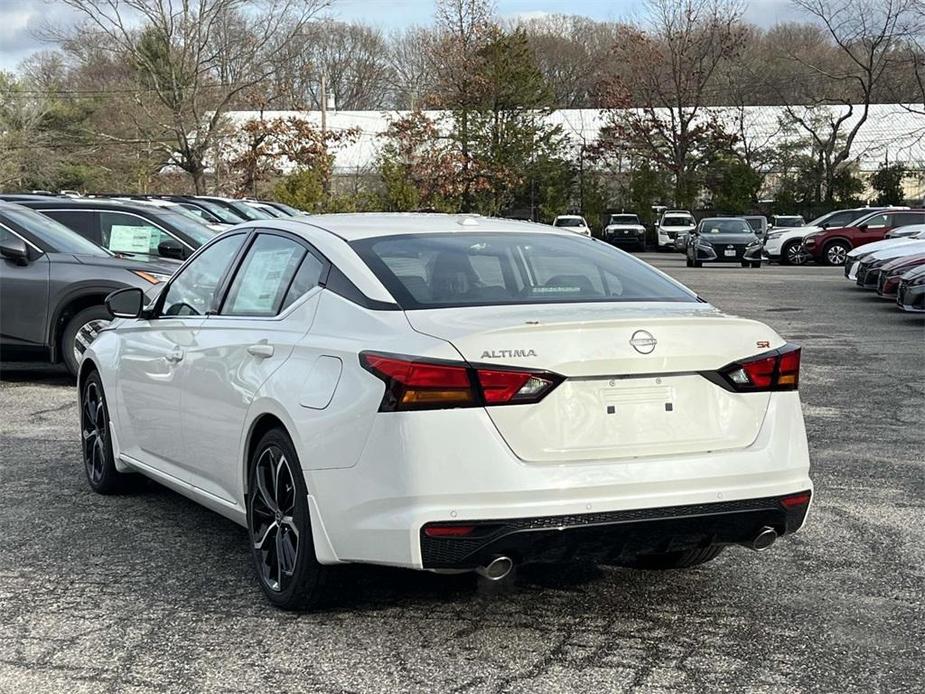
[553,217,585,227]
[610,215,640,224]
[351,233,696,309]
[699,219,752,234]
[661,215,693,227]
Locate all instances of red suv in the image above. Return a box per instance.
[802,209,925,265]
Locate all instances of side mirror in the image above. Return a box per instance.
[157,238,186,260]
[0,236,30,265]
[105,286,144,319]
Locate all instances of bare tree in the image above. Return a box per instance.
[55,0,331,192]
[384,26,436,109]
[270,21,391,110]
[777,0,916,202]
[596,0,747,208]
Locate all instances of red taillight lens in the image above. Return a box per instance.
[360,352,563,411]
[713,344,801,392]
[780,490,812,509]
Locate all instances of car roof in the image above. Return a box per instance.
[254,213,566,241]
[16,198,163,213]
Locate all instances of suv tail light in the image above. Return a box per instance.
[703,344,801,393]
[360,352,563,411]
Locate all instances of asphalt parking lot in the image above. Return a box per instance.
[0,253,922,694]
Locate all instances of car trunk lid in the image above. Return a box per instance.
[405,303,783,462]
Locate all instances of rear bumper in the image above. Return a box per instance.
[420,492,811,569]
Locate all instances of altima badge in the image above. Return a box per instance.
[630,330,657,354]
[480,349,537,359]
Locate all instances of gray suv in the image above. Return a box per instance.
[0,202,178,376]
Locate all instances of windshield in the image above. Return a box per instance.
[610,215,639,225]
[808,209,870,228]
[699,219,752,234]
[661,215,694,227]
[744,217,766,231]
[226,200,273,220]
[270,202,303,216]
[554,217,585,227]
[1,205,109,255]
[774,216,804,227]
[192,199,244,224]
[352,233,696,309]
[151,209,216,245]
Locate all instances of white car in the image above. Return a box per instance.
[603,213,647,250]
[552,215,591,236]
[656,211,696,251]
[80,214,813,609]
[844,229,925,280]
[764,207,898,265]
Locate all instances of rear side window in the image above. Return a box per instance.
[352,233,695,309]
[894,212,925,227]
[221,234,307,316]
[43,210,100,244]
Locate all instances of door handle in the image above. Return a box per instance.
[247,344,274,359]
[165,349,184,364]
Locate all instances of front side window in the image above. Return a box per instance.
[99,211,173,255]
[862,214,889,228]
[162,234,245,316]
[221,234,307,316]
[352,233,696,309]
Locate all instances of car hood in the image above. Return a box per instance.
[660,224,696,231]
[606,224,644,230]
[848,236,922,259]
[884,251,925,271]
[71,253,180,274]
[696,233,759,245]
[866,240,925,262]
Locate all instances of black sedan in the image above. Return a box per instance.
[686,218,764,268]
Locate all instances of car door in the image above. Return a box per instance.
[0,224,50,348]
[854,213,890,248]
[112,233,247,480]
[179,231,327,503]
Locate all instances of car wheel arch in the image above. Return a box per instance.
[48,288,119,362]
[241,406,306,496]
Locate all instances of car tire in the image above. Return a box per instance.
[693,259,702,268]
[740,261,749,268]
[80,370,130,494]
[626,545,725,570]
[751,262,762,269]
[247,428,331,611]
[822,240,850,266]
[62,305,112,377]
[781,240,808,266]
[686,257,693,267]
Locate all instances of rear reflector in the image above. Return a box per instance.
[780,490,812,509]
[423,525,475,538]
[707,343,802,393]
[360,352,563,411]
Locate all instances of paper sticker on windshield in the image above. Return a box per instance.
[109,225,156,253]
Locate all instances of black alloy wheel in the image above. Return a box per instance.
[247,429,329,610]
[80,371,128,493]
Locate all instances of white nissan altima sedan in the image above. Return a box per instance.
[79,213,812,610]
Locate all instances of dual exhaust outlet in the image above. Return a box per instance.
[474,527,777,578]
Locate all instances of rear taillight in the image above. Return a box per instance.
[705,343,801,393]
[360,352,563,411]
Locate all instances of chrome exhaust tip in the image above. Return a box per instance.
[750,526,778,551]
[475,556,514,581]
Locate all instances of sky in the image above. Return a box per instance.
[0,0,803,72]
